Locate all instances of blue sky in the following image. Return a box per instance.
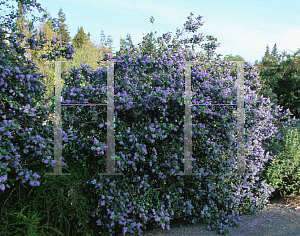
[1,0,300,65]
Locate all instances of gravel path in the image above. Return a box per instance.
[118,195,300,236]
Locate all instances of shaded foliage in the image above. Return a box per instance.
[256,47,300,121]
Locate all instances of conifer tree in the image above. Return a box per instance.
[262,44,271,68]
[122,34,134,49]
[50,8,73,79]
[116,33,134,57]
[255,48,300,121]
[270,43,280,65]
[264,44,270,59]
[254,44,278,108]
[105,35,114,51]
[99,29,106,47]
[98,29,115,60]
[98,29,107,60]
[86,32,98,48]
[72,26,91,50]
[57,8,72,46]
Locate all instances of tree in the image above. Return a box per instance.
[137,30,159,58]
[122,33,134,49]
[57,8,72,47]
[102,34,116,56]
[261,44,273,69]
[222,54,245,63]
[115,33,134,58]
[252,46,300,124]
[263,44,271,60]
[201,35,220,61]
[97,29,116,61]
[85,31,98,48]
[23,16,114,120]
[255,44,275,92]
[99,29,107,60]
[271,43,279,63]
[52,7,73,78]
[10,4,63,116]
[258,50,300,120]
[105,35,114,50]
[252,46,282,120]
[99,29,106,47]
[71,26,91,50]
[136,16,160,59]
[216,54,246,76]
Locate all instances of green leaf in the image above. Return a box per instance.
[0,149,9,155]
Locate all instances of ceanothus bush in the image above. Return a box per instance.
[50,14,300,236]
[0,0,76,190]
[1,1,299,235]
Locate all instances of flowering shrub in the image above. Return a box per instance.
[0,1,95,235]
[1,1,300,235]
[53,18,300,236]
[0,0,75,189]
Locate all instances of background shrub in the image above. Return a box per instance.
[262,127,300,198]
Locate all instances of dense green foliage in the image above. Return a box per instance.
[0,166,94,235]
[254,44,300,121]
[72,26,92,50]
[264,128,300,198]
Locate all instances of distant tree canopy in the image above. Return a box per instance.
[254,44,300,121]
[222,54,245,62]
[72,26,92,50]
